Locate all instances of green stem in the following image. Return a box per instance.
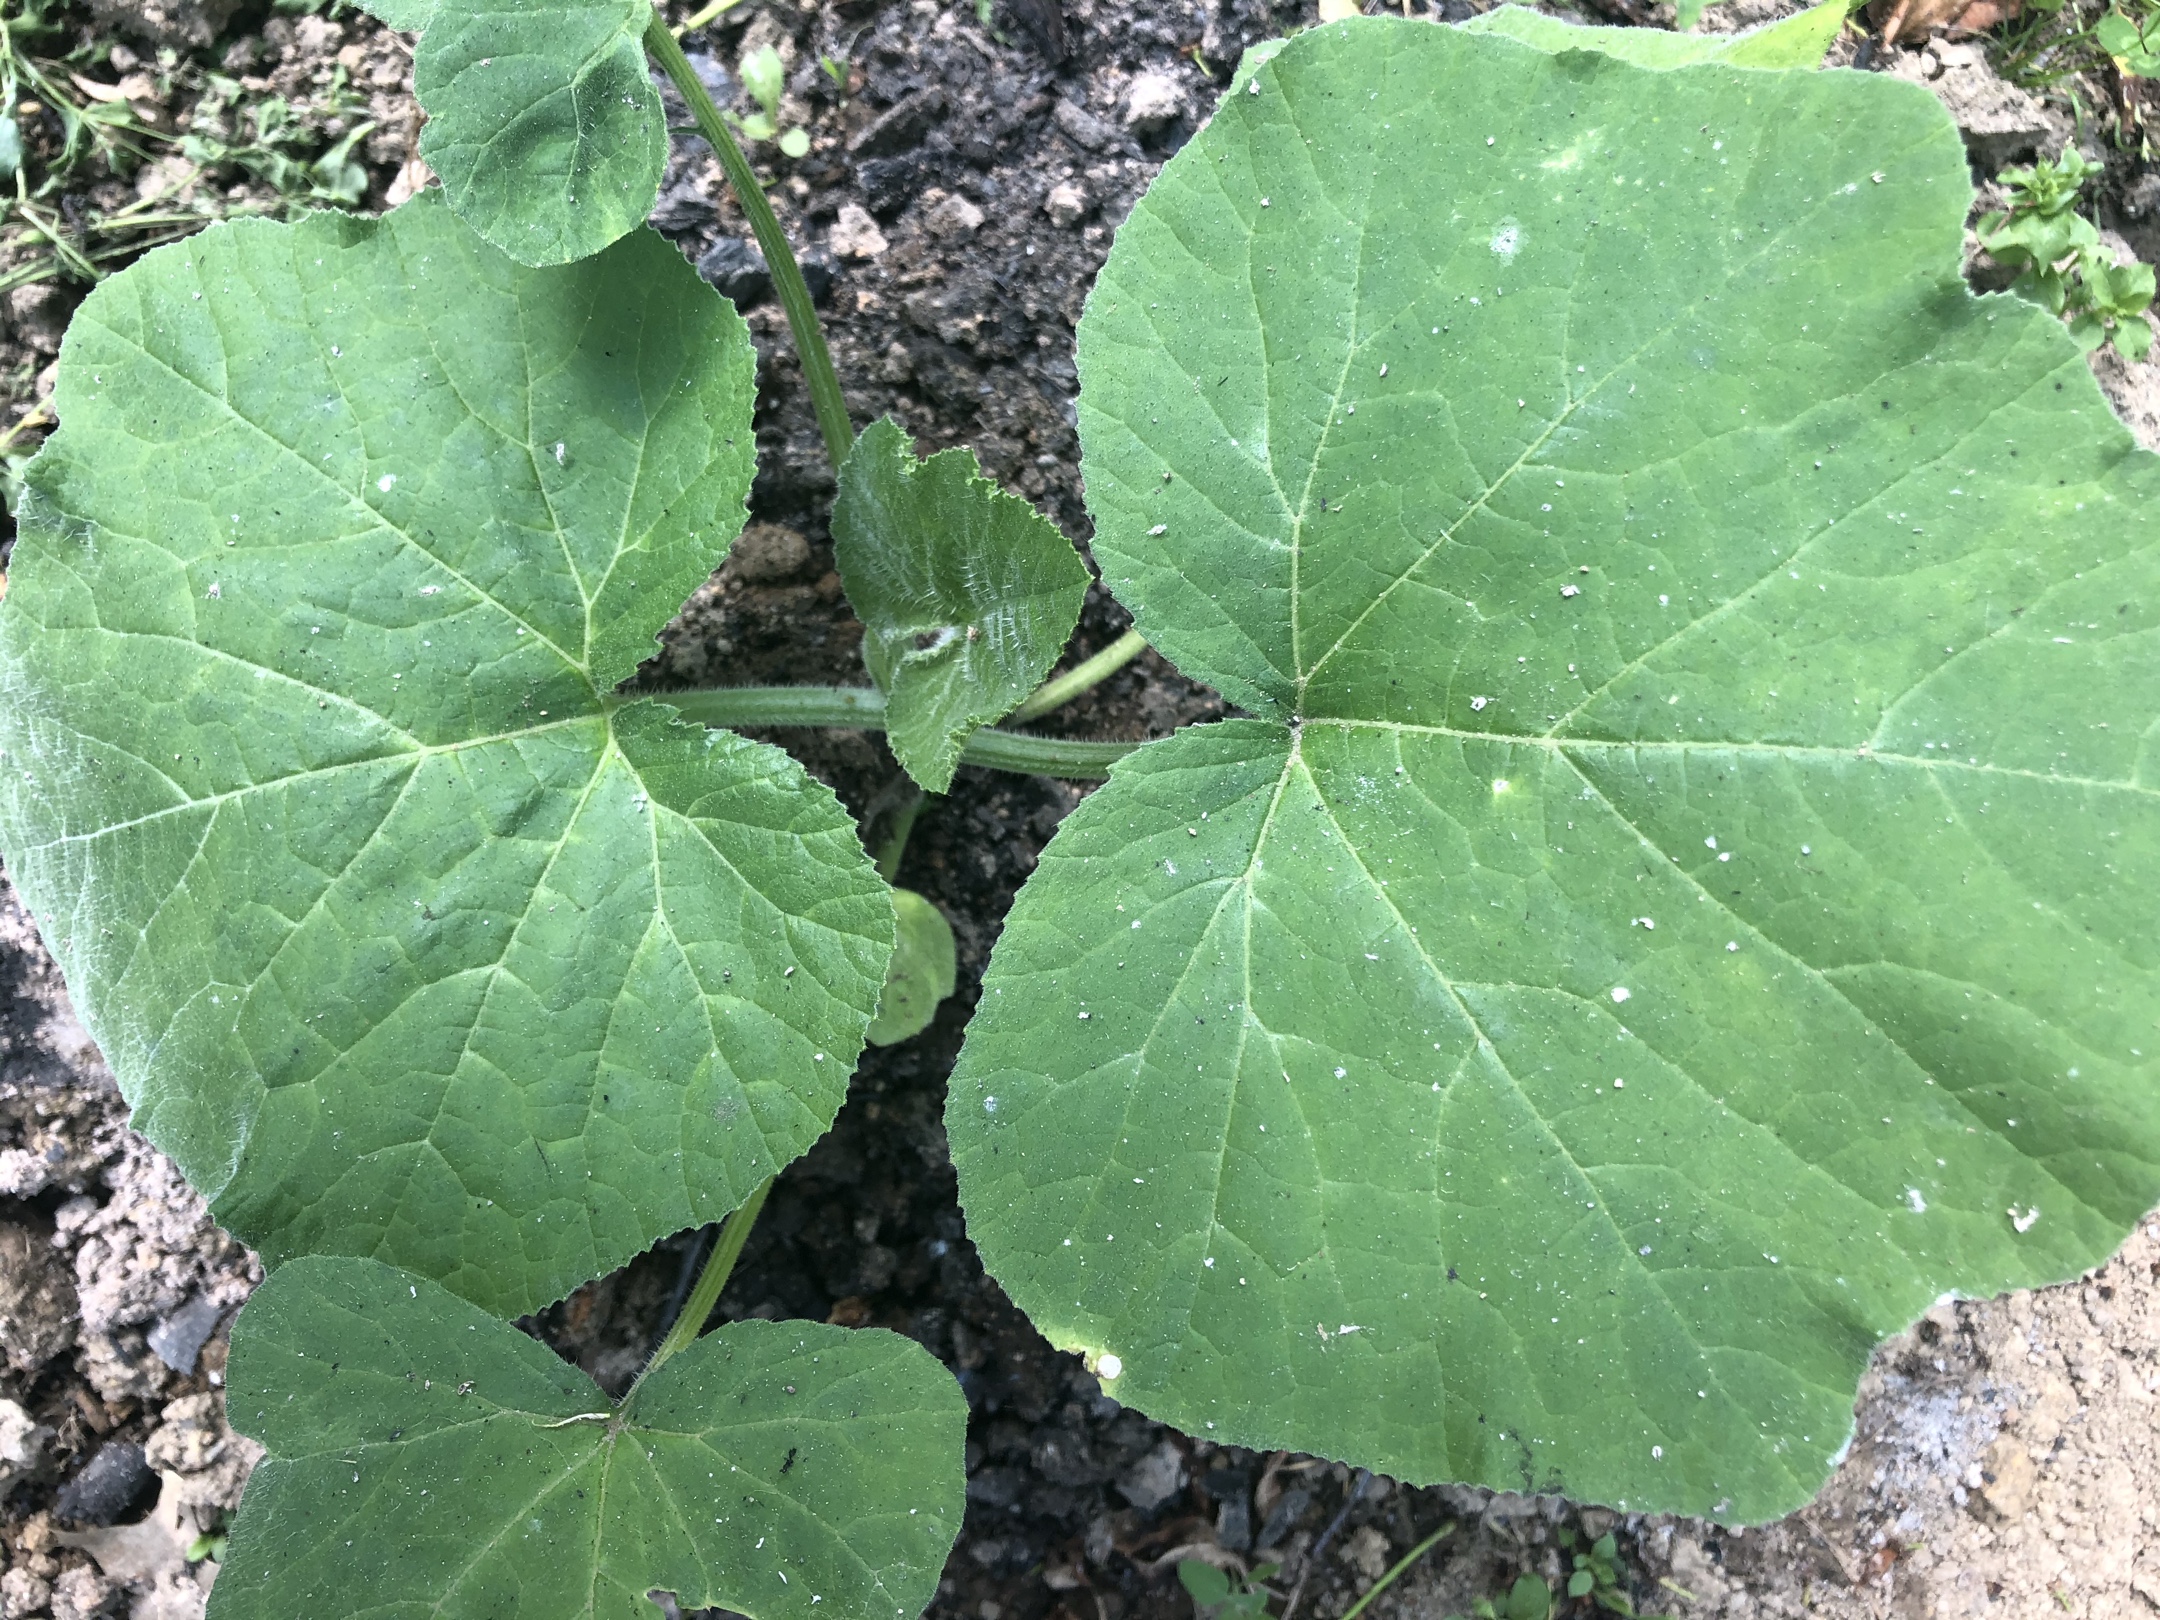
[1007,627,1150,725]
[662,686,1139,778]
[672,0,749,35]
[643,10,855,470]
[1333,1524,1453,1620]
[632,1176,773,1395]
[874,788,927,882]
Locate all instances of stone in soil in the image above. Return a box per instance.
[51,1441,151,1530]
[698,236,775,305]
[1886,38,2064,169]
[83,0,236,47]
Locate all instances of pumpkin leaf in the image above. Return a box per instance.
[1461,2,1848,69]
[210,1257,965,1620]
[0,196,892,1318]
[950,21,2160,1521]
[409,0,667,266]
[356,0,436,30]
[867,889,957,1046]
[833,417,1091,793]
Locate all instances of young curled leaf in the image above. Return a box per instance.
[209,1258,966,1620]
[833,417,1091,792]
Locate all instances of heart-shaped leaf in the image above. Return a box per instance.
[396,0,668,267]
[0,196,892,1318]
[210,1257,965,1620]
[833,418,1091,792]
[950,22,2160,1521]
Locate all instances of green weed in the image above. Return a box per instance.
[735,42,809,157]
[1980,147,2155,360]
[1179,1559,1281,1620]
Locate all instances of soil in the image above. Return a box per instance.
[3,1,2159,1618]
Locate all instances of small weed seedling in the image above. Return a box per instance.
[1455,1534,1658,1620]
[737,42,811,158]
[2,4,2158,1615]
[1179,1558,1281,1619]
[1472,1574,1555,1620]
[1557,1530,1652,1616]
[1980,147,2155,359]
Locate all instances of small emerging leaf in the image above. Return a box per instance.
[0,117,23,182]
[833,417,1091,792]
[866,889,957,1046]
[411,0,667,266]
[779,126,814,159]
[209,1258,966,1620]
[741,43,787,112]
[0,196,893,1317]
[1178,1561,1232,1607]
[1513,1575,1554,1620]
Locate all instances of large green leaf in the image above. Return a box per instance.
[950,21,2160,1521]
[0,196,892,1318]
[405,0,667,267]
[833,418,1092,793]
[1460,1,1848,68]
[211,1257,966,1620]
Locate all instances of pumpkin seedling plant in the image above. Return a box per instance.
[1,2,2156,1614]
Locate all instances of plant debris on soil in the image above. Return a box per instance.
[4,0,2159,1617]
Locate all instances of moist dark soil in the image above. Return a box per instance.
[4,1,2160,1618]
